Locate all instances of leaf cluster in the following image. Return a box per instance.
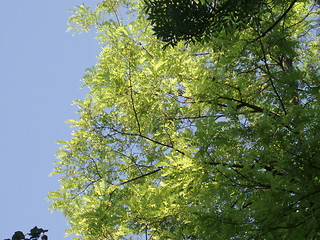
[143,0,266,46]
[5,227,48,240]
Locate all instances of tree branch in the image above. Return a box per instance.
[163,115,209,120]
[119,167,163,185]
[127,63,142,135]
[218,95,281,116]
[258,39,287,114]
[249,0,297,43]
[110,127,185,155]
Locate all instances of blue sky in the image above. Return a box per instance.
[0,1,101,239]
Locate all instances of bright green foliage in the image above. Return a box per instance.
[48,1,320,239]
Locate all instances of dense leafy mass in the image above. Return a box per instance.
[5,227,48,240]
[144,0,265,46]
[48,0,320,239]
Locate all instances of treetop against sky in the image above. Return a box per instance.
[48,1,320,239]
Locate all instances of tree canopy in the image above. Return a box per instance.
[4,227,48,240]
[143,0,266,46]
[48,0,320,239]
[143,0,317,47]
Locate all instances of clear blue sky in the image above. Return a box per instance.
[0,1,101,239]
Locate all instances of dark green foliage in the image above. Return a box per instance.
[28,227,47,240]
[143,0,264,46]
[11,232,24,240]
[4,227,48,240]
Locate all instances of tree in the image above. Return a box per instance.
[143,0,267,46]
[48,0,320,239]
[5,227,48,240]
[143,0,320,47]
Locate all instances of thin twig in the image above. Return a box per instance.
[258,39,287,114]
[110,127,185,155]
[249,0,297,43]
[119,167,162,185]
